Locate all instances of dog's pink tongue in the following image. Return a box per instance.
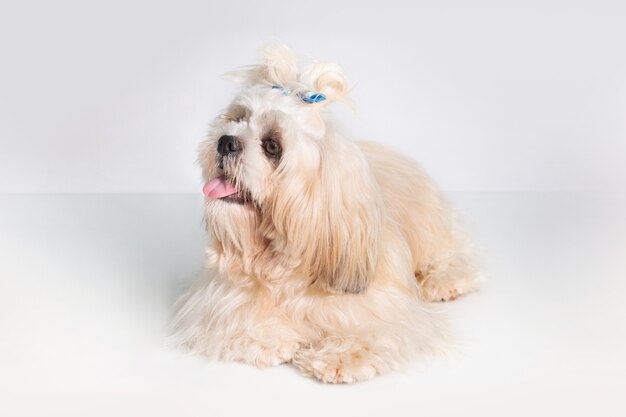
[203,175,238,199]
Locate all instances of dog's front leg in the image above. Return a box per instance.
[219,320,302,368]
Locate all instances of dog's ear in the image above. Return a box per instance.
[224,43,300,87]
[269,139,383,294]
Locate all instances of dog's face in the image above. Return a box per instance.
[199,45,384,294]
[200,86,323,207]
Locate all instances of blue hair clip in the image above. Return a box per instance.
[271,85,292,95]
[299,91,327,103]
[271,85,326,103]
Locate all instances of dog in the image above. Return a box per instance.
[172,44,482,383]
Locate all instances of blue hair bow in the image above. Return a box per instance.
[271,85,326,104]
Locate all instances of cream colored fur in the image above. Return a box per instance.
[172,44,482,383]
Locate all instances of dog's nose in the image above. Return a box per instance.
[217,135,241,156]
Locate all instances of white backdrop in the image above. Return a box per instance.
[1,0,625,193]
[2,3,626,415]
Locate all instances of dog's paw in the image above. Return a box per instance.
[292,348,379,384]
[252,342,299,368]
[421,284,462,302]
[419,271,483,302]
[224,340,299,368]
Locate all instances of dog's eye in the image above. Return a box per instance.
[220,115,244,123]
[225,115,244,123]
[222,105,248,123]
[262,139,281,158]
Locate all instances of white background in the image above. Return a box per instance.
[1,0,625,193]
[1,2,626,417]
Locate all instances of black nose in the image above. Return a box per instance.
[217,135,241,156]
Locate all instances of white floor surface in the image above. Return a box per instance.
[1,193,625,417]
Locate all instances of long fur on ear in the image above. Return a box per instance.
[223,43,300,87]
[268,134,383,294]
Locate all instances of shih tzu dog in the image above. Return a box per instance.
[173,44,482,383]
